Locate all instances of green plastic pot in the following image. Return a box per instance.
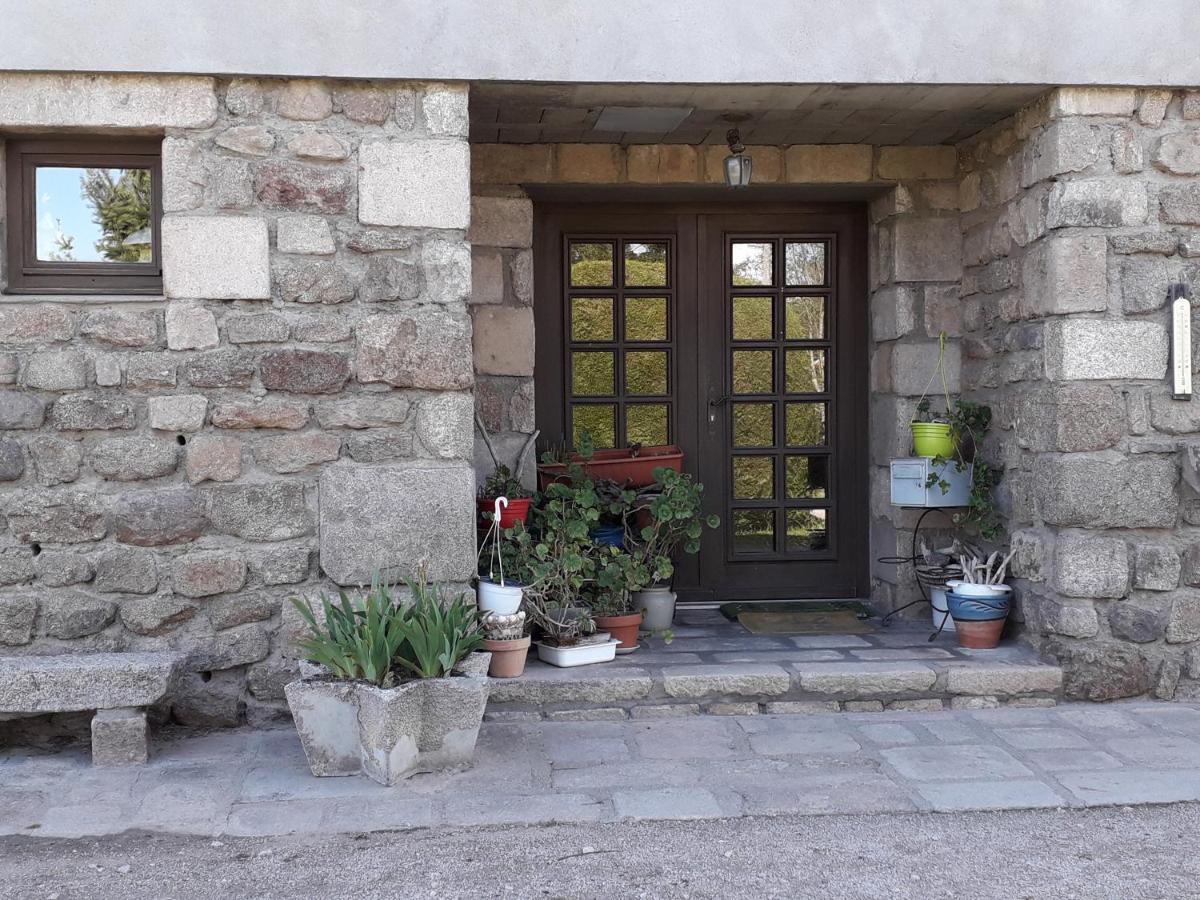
[911,422,954,458]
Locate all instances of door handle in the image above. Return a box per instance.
[707,394,730,424]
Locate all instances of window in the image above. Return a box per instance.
[565,237,674,449]
[4,139,163,294]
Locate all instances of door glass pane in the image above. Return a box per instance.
[624,242,668,287]
[785,242,825,286]
[731,242,773,286]
[626,404,668,445]
[732,510,774,554]
[572,351,614,396]
[732,296,774,341]
[572,404,615,449]
[733,456,774,500]
[786,456,829,499]
[732,350,774,394]
[786,508,829,552]
[625,296,668,341]
[785,349,826,393]
[785,296,825,340]
[786,402,827,446]
[625,351,668,395]
[569,242,614,287]
[36,167,154,263]
[571,297,614,342]
[733,402,774,447]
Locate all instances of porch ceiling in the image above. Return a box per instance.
[469,83,1049,146]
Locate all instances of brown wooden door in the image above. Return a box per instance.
[534,203,868,603]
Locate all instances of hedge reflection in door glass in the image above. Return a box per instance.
[786,508,829,551]
[732,510,774,553]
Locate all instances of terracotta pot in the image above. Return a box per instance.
[953,616,1007,649]
[477,497,531,529]
[537,445,684,490]
[483,636,531,678]
[594,613,643,653]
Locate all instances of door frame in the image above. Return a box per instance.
[533,200,869,603]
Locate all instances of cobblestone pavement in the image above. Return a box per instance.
[4,701,1200,839]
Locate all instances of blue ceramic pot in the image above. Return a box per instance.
[590,523,625,548]
[946,591,1010,622]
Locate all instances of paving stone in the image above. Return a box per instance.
[856,723,919,746]
[543,708,628,723]
[994,727,1092,750]
[746,727,861,756]
[945,665,1063,696]
[882,744,1034,781]
[437,793,606,827]
[1058,768,1200,807]
[612,787,723,820]
[795,662,937,696]
[788,635,872,649]
[634,719,741,760]
[734,770,917,816]
[761,701,841,715]
[662,664,790,698]
[1105,734,1200,768]
[630,704,700,720]
[489,667,653,705]
[915,779,1066,812]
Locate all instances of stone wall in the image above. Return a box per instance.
[0,73,476,727]
[958,87,1200,701]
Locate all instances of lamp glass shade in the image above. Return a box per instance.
[724,153,752,187]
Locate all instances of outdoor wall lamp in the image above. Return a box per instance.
[724,128,752,187]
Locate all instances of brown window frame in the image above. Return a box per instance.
[4,138,163,295]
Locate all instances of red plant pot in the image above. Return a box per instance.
[477,497,531,529]
[594,613,643,653]
[537,446,684,490]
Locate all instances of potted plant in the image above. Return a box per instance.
[477,496,525,616]
[947,549,1016,649]
[586,545,644,653]
[537,433,684,491]
[482,611,530,678]
[477,464,532,528]
[628,467,720,632]
[910,331,958,457]
[527,597,617,667]
[284,571,488,786]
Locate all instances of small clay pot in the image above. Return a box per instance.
[953,616,1007,650]
[483,636,531,678]
[594,613,643,653]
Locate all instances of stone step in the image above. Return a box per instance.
[486,651,1064,722]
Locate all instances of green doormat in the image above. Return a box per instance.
[719,601,876,635]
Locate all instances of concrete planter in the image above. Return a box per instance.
[284,652,491,786]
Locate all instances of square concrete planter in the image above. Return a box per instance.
[284,652,491,786]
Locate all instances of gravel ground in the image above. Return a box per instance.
[4,803,1199,899]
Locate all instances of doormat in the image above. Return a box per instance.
[719,601,877,635]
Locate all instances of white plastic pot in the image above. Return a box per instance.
[535,639,619,668]
[477,579,523,616]
[946,580,1012,600]
[930,587,956,633]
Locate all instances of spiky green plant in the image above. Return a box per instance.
[290,576,407,687]
[393,573,485,679]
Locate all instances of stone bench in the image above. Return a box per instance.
[0,652,183,766]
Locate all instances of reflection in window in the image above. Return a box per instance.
[732,296,774,341]
[786,402,827,446]
[786,508,829,552]
[625,351,669,395]
[733,456,775,500]
[733,403,774,447]
[571,352,615,396]
[786,456,829,499]
[626,404,669,445]
[625,296,668,341]
[572,405,616,449]
[732,350,774,394]
[571,297,614,342]
[35,167,153,263]
[624,242,668,287]
[733,510,774,554]
[785,242,825,286]
[569,242,614,287]
[785,349,827,394]
[785,296,825,340]
[731,242,773,286]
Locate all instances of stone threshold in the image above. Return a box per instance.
[486,611,1063,722]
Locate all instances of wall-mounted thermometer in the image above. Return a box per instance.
[1171,283,1193,400]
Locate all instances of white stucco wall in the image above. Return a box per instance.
[2,0,1199,86]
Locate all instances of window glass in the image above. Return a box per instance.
[35,166,153,263]
[624,242,668,286]
[785,242,825,286]
[569,242,614,287]
[731,242,773,286]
